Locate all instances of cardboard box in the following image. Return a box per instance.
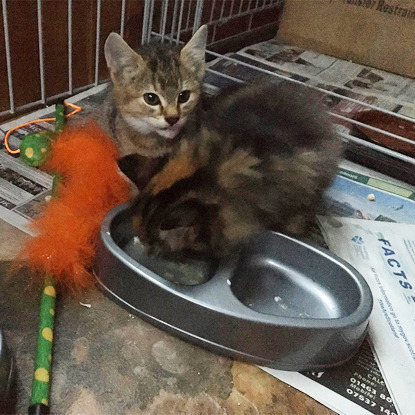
[278,0,415,79]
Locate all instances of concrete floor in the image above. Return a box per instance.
[0,219,335,414]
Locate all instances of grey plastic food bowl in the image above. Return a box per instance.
[95,204,373,371]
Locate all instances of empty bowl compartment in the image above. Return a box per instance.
[231,232,362,320]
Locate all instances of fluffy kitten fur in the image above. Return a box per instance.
[72,26,207,165]
[119,81,343,258]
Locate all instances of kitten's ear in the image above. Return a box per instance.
[104,33,145,84]
[180,25,207,80]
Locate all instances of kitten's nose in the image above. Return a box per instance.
[165,116,180,126]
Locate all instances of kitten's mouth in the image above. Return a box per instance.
[158,124,183,139]
[122,114,184,140]
[161,125,180,131]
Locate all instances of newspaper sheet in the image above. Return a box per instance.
[239,39,415,116]
[0,150,53,235]
[262,340,396,415]
[317,217,415,415]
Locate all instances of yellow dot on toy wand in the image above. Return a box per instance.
[35,368,49,382]
[49,308,55,316]
[41,147,47,153]
[41,399,48,405]
[25,147,34,159]
[42,327,53,342]
[44,286,56,297]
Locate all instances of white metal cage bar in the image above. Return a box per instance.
[94,0,102,86]
[185,0,192,31]
[68,0,73,95]
[193,0,203,34]
[209,0,217,23]
[160,0,169,41]
[170,0,180,44]
[176,0,185,45]
[147,0,155,44]
[120,0,126,37]
[1,0,14,114]
[246,0,253,13]
[142,0,151,45]
[37,0,46,104]
[219,0,226,21]
[341,133,415,166]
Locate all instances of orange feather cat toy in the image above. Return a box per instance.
[17,122,130,290]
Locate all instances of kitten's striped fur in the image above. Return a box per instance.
[72,26,207,164]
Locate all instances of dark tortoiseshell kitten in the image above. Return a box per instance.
[119,81,343,258]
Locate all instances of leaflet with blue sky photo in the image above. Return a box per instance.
[326,168,415,224]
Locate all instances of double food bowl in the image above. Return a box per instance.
[95,204,373,371]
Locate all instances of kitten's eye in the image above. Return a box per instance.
[178,90,191,104]
[143,93,160,106]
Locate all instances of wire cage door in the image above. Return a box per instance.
[0,0,283,122]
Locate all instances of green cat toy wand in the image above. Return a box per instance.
[6,99,128,414]
[16,103,67,415]
[28,275,56,415]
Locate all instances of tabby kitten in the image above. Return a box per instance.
[119,81,343,258]
[66,25,207,191]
